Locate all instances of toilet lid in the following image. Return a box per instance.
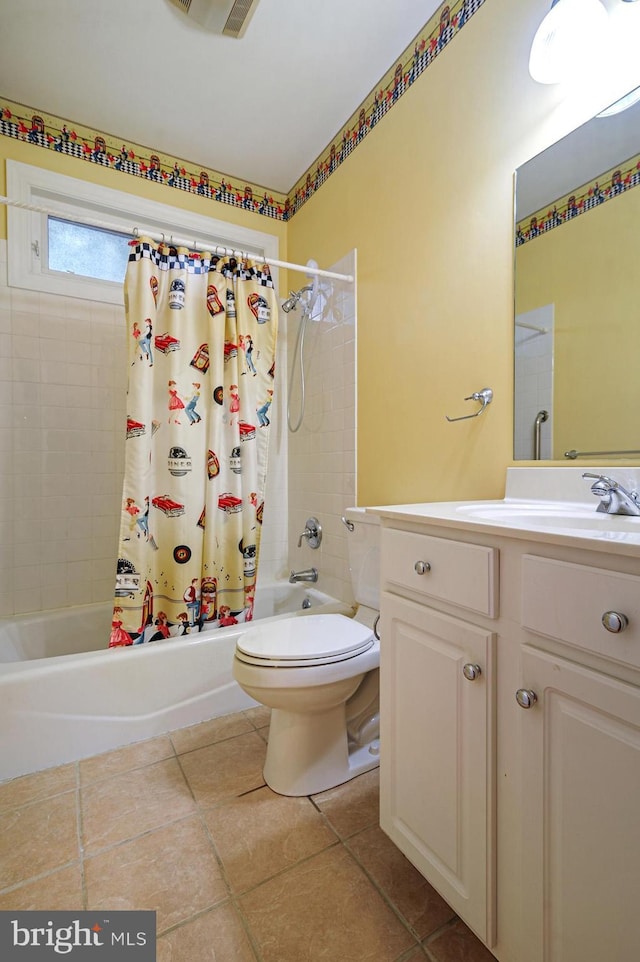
[236,614,374,667]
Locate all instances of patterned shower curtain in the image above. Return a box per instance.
[109,238,277,648]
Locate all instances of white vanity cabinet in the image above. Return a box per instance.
[376,499,640,962]
[379,526,498,945]
[517,647,640,962]
[518,554,640,962]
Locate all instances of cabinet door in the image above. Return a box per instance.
[380,592,496,945]
[518,648,640,962]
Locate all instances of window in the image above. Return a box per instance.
[47,217,131,284]
[6,160,279,305]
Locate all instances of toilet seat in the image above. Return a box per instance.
[235,613,373,668]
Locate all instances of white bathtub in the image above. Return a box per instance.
[0,584,351,782]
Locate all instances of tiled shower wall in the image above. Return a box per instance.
[0,238,127,615]
[0,238,289,618]
[287,251,357,605]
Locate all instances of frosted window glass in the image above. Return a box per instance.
[48,217,130,283]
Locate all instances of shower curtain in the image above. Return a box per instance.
[110,238,277,647]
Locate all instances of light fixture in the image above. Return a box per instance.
[529,0,610,84]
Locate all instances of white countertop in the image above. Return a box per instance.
[368,467,640,558]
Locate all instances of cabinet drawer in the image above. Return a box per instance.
[382,528,498,618]
[522,554,640,669]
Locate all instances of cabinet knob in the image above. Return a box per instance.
[463,663,482,681]
[414,560,431,575]
[601,611,628,633]
[515,689,537,709]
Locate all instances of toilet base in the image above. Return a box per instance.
[263,704,380,797]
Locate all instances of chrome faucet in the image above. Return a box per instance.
[289,568,318,584]
[582,473,640,516]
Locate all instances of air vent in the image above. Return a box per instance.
[223,0,260,38]
[167,0,260,36]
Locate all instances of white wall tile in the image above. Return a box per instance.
[287,251,357,605]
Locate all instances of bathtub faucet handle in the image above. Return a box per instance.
[297,517,322,549]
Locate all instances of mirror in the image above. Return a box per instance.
[514,95,640,461]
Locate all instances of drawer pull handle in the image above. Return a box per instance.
[602,611,628,633]
[515,689,537,710]
[414,560,431,575]
[463,663,482,681]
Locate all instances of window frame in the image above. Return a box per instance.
[6,160,279,305]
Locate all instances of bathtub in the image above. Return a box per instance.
[0,583,351,782]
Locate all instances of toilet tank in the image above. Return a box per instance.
[344,507,380,610]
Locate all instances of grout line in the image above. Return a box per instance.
[74,761,89,910]
[342,838,425,949]
[0,860,82,899]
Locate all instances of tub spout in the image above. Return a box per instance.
[289,568,318,584]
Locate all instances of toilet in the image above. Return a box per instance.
[232,507,380,796]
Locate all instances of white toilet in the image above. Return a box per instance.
[233,507,380,796]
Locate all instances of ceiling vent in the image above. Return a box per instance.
[167,0,261,38]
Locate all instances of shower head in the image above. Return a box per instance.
[281,285,315,313]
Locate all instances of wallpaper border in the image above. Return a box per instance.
[516,151,640,247]
[0,1,486,223]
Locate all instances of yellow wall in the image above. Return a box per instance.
[3,0,629,507]
[516,187,640,459]
[287,0,622,505]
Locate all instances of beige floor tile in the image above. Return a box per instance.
[79,735,175,785]
[179,731,266,808]
[311,767,380,838]
[0,764,76,814]
[81,758,196,855]
[425,919,495,962]
[204,785,337,893]
[85,815,227,932]
[0,794,79,889]
[399,949,428,961]
[348,825,456,939]
[170,713,254,756]
[243,706,270,730]
[240,845,415,962]
[156,903,258,962]
[0,864,84,910]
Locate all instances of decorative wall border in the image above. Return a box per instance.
[516,151,640,247]
[288,0,486,216]
[0,99,289,220]
[0,0,486,223]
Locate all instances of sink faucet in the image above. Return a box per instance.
[582,473,640,516]
[289,568,318,584]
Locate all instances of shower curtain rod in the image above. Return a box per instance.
[0,195,355,283]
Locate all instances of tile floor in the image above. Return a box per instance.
[0,707,495,962]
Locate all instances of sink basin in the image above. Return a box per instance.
[455,500,640,532]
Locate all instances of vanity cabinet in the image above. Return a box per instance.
[517,647,640,962]
[379,528,498,945]
[376,508,640,962]
[518,554,640,962]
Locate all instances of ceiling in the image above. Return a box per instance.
[0,0,442,194]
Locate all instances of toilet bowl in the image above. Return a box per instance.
[232,508,381,796]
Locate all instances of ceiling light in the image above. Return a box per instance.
[529,0,610,85]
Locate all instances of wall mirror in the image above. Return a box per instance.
[514,96,640,461]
